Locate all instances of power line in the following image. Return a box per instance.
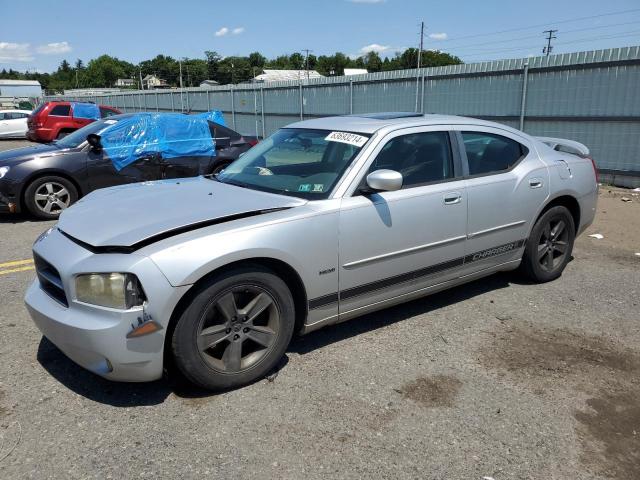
[543,29,558,56]
[452,28,640,57]
[442,8,640,43]
[459,29,640,58]
[437,20,640,51]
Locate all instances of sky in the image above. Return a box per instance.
[2,0,640,73]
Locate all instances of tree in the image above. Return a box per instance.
[362,51,383,72]
[139,55,179,85]
[205,50,222,82]
[289,52,304,70]
[84,55,135,87]
[248,52,266,69]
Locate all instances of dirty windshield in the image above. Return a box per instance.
[215,128,370,199]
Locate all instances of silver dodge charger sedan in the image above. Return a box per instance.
[25,113,598,390]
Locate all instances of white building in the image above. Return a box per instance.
[143,75,169,89]
[252,69,324,83]
[199,80,220,88]
[115,78,136,88]
[344,68,368,76]
[0,79,42,98]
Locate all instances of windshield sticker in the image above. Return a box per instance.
[298,184,311,192]
[312,184,324,192]
[325,131,368,147]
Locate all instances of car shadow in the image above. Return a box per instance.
[36,270,518,406]
[289,271,514,355]
[0,213,36,224]
[36,336,173,407]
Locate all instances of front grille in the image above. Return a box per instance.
[34,254,68,307]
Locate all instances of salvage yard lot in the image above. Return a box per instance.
[0,139,638,479]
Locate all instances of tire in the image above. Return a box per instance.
[24,176,78,220]
[521,205,575,283]
[171,265,295,391]
[56,130,70,140]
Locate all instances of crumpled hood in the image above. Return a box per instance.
[57,176,306,248]
[0,143,61,166]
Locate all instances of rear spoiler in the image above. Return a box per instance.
[535,136,590,158]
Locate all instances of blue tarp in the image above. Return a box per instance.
[99,111,223,171]
[72,102,100,120]
[196,110,226,126]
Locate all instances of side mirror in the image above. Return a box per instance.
[364,169,403,193]
[86,133,102,152]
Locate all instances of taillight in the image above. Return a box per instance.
[588,156,599,183]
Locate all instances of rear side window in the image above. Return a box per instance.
[100,107,118,118]
[462,132,528,175]
[368,131,454,189]
[49,105,71,116]
[7,112,28,119]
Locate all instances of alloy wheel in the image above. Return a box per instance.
[34,182,71,215]
[537,217,569,272]
[197,285,280,373]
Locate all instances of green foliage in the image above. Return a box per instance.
[0,48,463,92]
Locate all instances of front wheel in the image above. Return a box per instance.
[521,205,575,283]
[171,266,295,391]
[24,176,78,220]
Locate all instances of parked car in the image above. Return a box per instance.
[0,112,255,219]
[24,113,598,390]
[27,101,121,142]
[0,109,31,138]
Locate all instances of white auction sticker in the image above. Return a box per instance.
[325,131,368,147]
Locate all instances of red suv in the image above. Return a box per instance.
[27,101,121,142]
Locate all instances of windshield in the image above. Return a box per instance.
[216,128,370,199]
[55,118,120,149]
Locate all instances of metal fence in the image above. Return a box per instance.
[46,46,640,187]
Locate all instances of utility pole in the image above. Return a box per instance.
[302,49,312,81]
[179,60,184,89]
[139,67,144,90]
[415,21,425,113]
[543,29,557,56]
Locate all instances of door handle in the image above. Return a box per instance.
[529,178,543,189]
[443,192,462,205]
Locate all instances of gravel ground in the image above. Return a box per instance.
[0,139,639,479]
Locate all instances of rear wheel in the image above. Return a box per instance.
[24,176,78,220]
[171,266,295,390]
[521,205,575,283]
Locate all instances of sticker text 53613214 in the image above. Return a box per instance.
[325,131,368,148]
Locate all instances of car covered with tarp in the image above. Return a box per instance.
[0,111,259,219]
[27,101,121,142]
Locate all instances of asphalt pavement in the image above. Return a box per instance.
[0,139,638,479]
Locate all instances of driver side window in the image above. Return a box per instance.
[367,131,454,189]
